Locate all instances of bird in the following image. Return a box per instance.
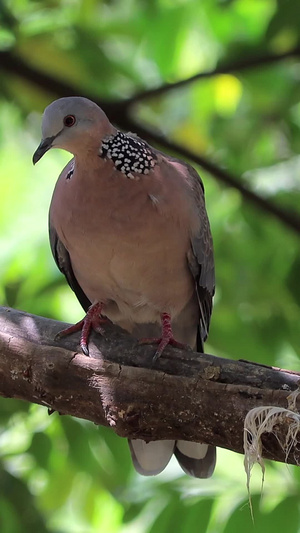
[33,96,216,478]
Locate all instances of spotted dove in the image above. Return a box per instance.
[33,96,216,478]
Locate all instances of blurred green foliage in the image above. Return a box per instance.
[0,0,300,531]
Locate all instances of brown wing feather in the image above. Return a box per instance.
[155,151,214,350]
[187,165,215,348]
[49,223,91,312]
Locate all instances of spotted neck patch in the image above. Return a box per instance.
[99,131,157,179]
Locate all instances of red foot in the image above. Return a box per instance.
[55,302,108,356]
[139,312,188,362]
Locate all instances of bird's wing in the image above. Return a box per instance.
[152,149,214,352]
[186,163,215,351]
[49,222,91,313]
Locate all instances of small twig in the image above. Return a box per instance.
[122,47,300,105]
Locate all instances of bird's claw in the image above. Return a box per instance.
[54,302,107,356]
[139,336,188,363]
[80,342,90,357]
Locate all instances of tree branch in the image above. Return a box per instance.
[1,306,300,466]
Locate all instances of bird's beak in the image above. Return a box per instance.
[32,136,56,164]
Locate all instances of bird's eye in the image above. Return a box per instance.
[63,115,76,127]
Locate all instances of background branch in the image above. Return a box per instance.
[2,46,300,107]
[1,306,300,466]
[123,46,300,105]
[1,49,299,236]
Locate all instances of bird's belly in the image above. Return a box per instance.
[52,169,196,327]
[65,223,193,325]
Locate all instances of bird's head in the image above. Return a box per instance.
[33,96,112,164]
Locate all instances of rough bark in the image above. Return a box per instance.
[0,306,300,466]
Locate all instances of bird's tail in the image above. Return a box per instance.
[128,439,174,476]
[174,440,216,478]
[128,321,216,478]
[128,439,216,478]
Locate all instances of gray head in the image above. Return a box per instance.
[33,96,112,164]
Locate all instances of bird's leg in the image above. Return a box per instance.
[55,302,108,356]
[139,312,188,362]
